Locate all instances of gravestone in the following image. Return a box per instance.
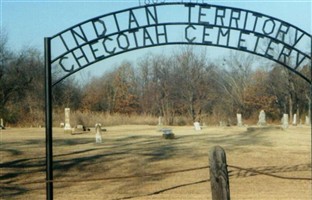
[161,128,175,139]
[257,110,266,126]
[282,114,289,129]
[292,114,297,126]
[158,116,163,126]
[305,116,311,125]
[64,108,72,134]
[194,122,201,131]
[236,113,243,127]
[95,123,102,143]
[76,125,84,131]
[0,118,4,129]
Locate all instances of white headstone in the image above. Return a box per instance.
[194,122,201,131]
[95,123,102,143]
[158,116,163,126]
[236,113,243,127]
[305,116,311,126]
[76,124,84,131]
[257,110,266,126]
[0,118,4,129]
[292,114,297,126]
[64,108,72,133]
[282,114,288,129]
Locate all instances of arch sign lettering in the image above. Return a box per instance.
[44,1,311,199]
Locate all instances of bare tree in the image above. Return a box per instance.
[215,51,254,117]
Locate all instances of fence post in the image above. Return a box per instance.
[209,146,230,200]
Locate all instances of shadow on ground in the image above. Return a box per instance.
[0,127,309,199]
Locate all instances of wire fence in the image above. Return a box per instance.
[3,163,311,187]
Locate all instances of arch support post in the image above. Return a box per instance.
[209,146,230,200]
[45,37,53,200]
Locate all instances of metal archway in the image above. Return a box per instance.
[45,2,311,199]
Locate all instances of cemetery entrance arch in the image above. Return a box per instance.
[45,2,311,199]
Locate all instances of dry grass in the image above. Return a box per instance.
[13,109,282,128]
[0,125,311,199]
[53,111,160,127]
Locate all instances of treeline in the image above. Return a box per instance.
[1,36,310,126]
[77,47,310,125]
[1,36,45,126]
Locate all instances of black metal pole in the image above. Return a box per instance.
[45,37,53,200]
[310,37,312,181]
[310,36,312,126]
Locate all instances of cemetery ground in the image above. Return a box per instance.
[0,125,311,199]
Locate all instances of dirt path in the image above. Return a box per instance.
[1,125,311,199]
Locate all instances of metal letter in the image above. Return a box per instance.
[92,19,107,37]
[59,34,70,51]
[215,7,226,26]
[143,27,155,46]
[70,26,88,46]
[185,24,196,43]
[128,10,140,29]
[72,48,89,68]
[277,45,292,64]
[253,33,264,52]
[264,39,278,59]
[130,30,139,48]
[186,3,195,23]
[251,13,262,32]
[262,18,276,35]
[202,25,213,45]
[237,30,248,50]
[293,29,304,47]
[217,28,230,46]
[156,25,168,44]
[145,6,158,25]
[103,37,116,55]
[117,33,130,50]
[198,5,211,24]
[295,51,307,69]
[90,40,105,60]
[59,56,74,72]
[275,22,290,42]
[229,9,241,28]
[114,14,121,32]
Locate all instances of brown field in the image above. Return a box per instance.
[1,125,311,200]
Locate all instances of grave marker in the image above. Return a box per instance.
[194,122,201,131]
[0,118,4,129]
[95,123,102,143]
[257,110,266,126]
[161,128,175,139]
[282,114,289,129]
[305,116,311,125]
[236,114,243,127]
[292,114,297,126]
[158,116,163,126]
[64,108,72,134]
